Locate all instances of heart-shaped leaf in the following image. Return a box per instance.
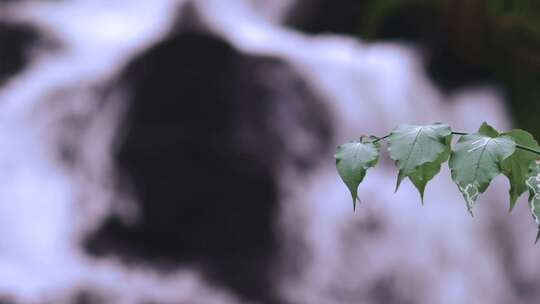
[407,136,452,203]
[501,129,540,211]
[387,123,452,201]
[449,123,516,215]
[335,138,380,210]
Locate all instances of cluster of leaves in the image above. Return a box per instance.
[335,122,540,239]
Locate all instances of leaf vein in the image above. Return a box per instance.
[402,127,423,172]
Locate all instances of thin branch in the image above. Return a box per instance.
[372,134,390,143]
[371,131,540,156]
[452,131,540,156]
[516,144,540,156]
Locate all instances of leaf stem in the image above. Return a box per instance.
[516,144,540,156]
[372,131,540,156]
[373,134,390,143]
[451,131,540,156]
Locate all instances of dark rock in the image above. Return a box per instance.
[375,4,496,92]
[0,22,38,86]
[286,0,365,35]
[85,32,332,303]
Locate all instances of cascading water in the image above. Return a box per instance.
[0,0,539,303]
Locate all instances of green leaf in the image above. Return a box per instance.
[525,160,540,243]
[478,121,500,138]
[501,129,540,211]
[408,136,452,203]
[449,123,516,215]
[335,138,380,210]
[387,123,452,200]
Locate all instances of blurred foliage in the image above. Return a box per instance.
[358,0,540,137]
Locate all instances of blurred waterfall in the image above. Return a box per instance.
[0,0,539,303]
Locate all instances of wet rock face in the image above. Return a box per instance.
[0,22,37,86]
[85,32,332,302]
